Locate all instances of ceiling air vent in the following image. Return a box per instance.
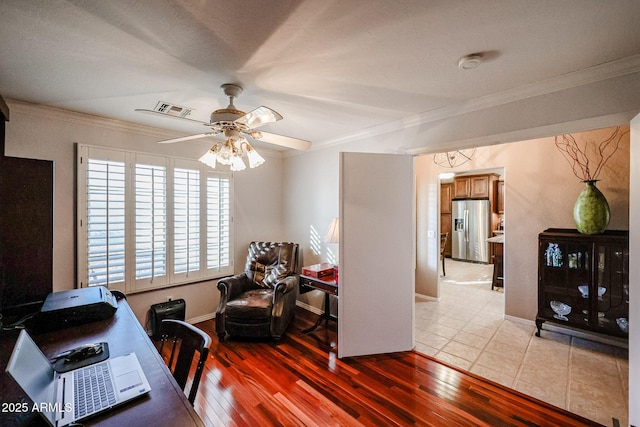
[153,101,193,118]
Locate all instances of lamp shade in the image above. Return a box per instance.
[246,145,265,168]
[324,217,339,243]
[199,146,218,168]
[230,155,246,171]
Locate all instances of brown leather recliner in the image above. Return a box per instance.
[215,242,299,343]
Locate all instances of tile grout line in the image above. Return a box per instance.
[615,351,629,415]
[566,336,575,412]
[511,330,535,390]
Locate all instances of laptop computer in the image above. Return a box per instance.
[6,329,151,427]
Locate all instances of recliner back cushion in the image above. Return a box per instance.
[245,242,297,288]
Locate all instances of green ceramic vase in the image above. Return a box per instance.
[573,180,610,234]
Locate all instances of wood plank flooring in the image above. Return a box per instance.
[183,311,603,427]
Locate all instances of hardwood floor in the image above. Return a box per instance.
[185,311,603,427]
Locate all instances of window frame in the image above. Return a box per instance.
[77,144,234,294]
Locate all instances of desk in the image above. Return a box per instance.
[299,274,338,333]
[0,295,204,426]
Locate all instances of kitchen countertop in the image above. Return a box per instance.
[487,234,504,243]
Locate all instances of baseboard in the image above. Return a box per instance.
[504,314,533,326]
[187,312,216,325]
[415,292,439,302]
[296,300,323,316]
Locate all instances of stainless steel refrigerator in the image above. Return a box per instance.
[451,199,490,263]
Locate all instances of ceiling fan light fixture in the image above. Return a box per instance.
[215,139,235,165]
[245,144,265,168]
[199,145,218,168]
[144,82,309,169]
[230,155,246,171]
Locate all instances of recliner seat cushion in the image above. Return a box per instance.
[225,289,273,319]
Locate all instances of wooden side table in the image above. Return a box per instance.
[299,274,338,333]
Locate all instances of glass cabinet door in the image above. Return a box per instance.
[539,239,591,329]
[594,243,629,337]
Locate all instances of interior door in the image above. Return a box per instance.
[338,152,415,358]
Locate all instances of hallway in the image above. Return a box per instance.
[415,259,629,426]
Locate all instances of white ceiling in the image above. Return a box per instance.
[1,0,640,152]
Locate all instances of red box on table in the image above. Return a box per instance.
[301,263,334,279]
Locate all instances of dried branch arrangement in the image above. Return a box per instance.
[555,126,629,181]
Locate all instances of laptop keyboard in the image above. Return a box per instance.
[73,363,117,418]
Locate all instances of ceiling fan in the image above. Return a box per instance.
[135,83,311,171]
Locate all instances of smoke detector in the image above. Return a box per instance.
[458,53,483,70]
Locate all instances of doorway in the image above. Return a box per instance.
[439,167,505,298]
[413,166,506,360]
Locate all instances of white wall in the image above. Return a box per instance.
[4,101,285,325]
[629,113,639,427]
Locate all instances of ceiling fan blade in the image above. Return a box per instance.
[255,131,312,151]
[235,106,283,129]
[135,108,209,125]
[158,132,217,144]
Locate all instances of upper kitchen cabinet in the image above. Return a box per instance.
[453,173,499,199]
[495,180,504,213]
[441,182,453,214]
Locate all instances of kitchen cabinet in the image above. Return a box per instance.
[440,183,452,257]
[453,173,499,199]
[495,180,504,213]
[536,229,628,339]
[453,173,500,235]
[441,183,452,214]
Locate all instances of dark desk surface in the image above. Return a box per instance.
[0,297,204,426]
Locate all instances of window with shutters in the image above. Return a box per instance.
[77,145,233,293]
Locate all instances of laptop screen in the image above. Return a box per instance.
[6,330,57,425]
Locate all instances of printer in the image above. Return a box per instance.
[38,286,118,330]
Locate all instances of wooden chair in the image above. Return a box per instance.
[440,232,449,276]
[159,319,212,405]
[492,254,504,290]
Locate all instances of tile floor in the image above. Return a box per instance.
[414,259,629,427]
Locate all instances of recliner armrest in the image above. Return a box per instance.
[217,273,250,302]
[273,274,299,297]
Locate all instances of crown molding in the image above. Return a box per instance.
[315,55,640,150]
[5,99,283,158]
[7,99,177,139]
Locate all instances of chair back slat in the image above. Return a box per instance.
[160,319,212,404]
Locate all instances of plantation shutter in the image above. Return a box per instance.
[206,173,231,271]
[134,155,167,287]
[86,157,126,287]
[173,167,200,276]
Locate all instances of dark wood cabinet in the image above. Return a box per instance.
[440,183,452,214]
[495,180,504,213]
[453,173,499,199]
[440,183,453,257]
[453,173,501,235]
[536,229,628,339]
[0,95,54,322]
[453,177,470,199]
